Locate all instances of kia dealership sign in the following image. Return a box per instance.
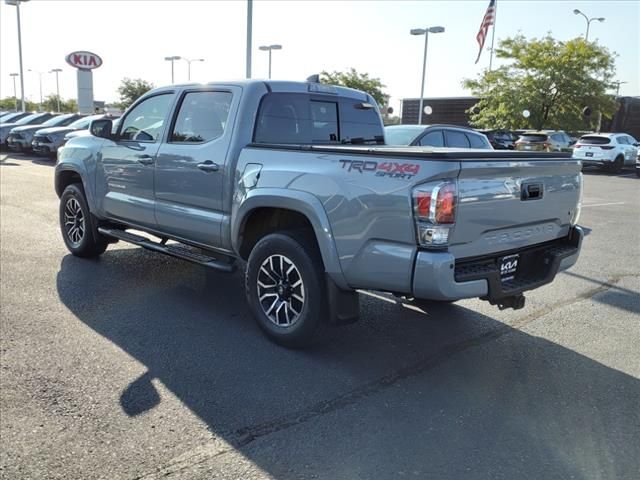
[66,51,102,114]
[65,51,103,70]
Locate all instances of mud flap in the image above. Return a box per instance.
[326,275,360,325]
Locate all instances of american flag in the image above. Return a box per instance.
[475,0,496,64]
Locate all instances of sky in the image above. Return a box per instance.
[0,0,638,113]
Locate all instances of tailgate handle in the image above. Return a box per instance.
[521,183,543,201]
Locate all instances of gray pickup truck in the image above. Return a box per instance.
[55,80,584,347]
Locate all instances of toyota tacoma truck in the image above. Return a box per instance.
[55,79,584,347]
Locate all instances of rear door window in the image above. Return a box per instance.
[418,130,444,147]
[467,132,490,149]
[444,130,470,148]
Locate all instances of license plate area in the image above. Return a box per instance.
[585,152,593,157]
[499,254,519,282]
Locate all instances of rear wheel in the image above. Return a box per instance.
[59,183,108,258]
[245,231,327,348]
[608,155,624,173]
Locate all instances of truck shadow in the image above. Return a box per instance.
[56,250,639,479]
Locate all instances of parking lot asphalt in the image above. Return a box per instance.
[1,153,639,480]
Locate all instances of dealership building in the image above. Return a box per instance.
[400,96,640,139]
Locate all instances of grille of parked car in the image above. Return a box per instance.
[33,134,52,143]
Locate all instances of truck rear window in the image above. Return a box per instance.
[253,92,383,145]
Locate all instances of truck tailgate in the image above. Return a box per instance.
[449,158,581,259]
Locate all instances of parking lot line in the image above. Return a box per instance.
[582,201,626,208]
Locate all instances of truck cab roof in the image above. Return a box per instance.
[148,79,372,103]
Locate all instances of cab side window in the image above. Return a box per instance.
[467,133,490,149]
[119,94,174,142]
[170,91,232,143]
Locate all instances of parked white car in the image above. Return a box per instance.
[572,133,639,173]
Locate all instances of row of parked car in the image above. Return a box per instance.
[384,124,640,175]
[0,111,120,158]
[1,109,638,176]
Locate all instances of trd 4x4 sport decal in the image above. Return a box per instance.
[339,159,420,180]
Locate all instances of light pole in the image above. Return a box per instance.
[50,68,62,112]
[246,0,252,78]
[9,73,19,111]
[410,26,445,125]
[164,56,181,83]
[258,44,282,79]
[183,57,204,81]
[28,69,44,111]
[573,9,605,41]
[5,0,28,111]
[613,80,628,96]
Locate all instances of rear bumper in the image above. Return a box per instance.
[581,159,613,167]
[413,226,583,302]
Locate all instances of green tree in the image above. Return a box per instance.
[117,78,155,110]
[320,68,389,108]
[0,97,37,112]
[463,35,617,131]
[41,95,78,113]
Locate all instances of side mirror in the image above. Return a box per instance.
[634,142,640,147]
[90,118,113,139]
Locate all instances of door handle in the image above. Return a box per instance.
[197,161,220,172]
[135,154,154,165]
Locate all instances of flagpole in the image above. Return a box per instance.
[488,0,498,71]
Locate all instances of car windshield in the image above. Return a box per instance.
[384,126,425,145]
[13,113,45,125]
[1,112,23,123]
[520,134,548,142]
[40,114,77,127]
[68,115,100,129]
[579,135,611,145]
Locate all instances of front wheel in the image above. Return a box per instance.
[59,183,108,258]
[245,231,327,348]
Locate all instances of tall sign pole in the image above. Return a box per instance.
[246,0,252,78]
[488,1,498,71]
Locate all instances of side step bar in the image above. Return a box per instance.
[97,227,236,273]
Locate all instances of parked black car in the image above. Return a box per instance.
[384,124,493,149]
[478,129,520,149]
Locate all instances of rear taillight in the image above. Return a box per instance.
[543,143,551,150]
[412,180,457,248]
[600,146,615,150]
[571,173,583,226]
[574,144,582,149]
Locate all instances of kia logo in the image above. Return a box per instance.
[65,51,103,70]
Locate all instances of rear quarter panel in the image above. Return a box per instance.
[234,147,459,293]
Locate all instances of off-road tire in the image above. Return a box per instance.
[59,183,108,258]
[245,231,327,348]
